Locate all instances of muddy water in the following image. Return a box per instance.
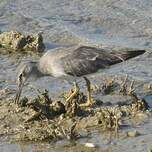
[0,0,152,152]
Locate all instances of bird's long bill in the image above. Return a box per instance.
[14,82,23,104]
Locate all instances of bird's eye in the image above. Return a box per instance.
[19,73,23,82]
[19,73,22,78]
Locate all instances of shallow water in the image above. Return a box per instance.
[0,0,152,151]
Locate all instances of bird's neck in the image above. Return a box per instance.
[35,62,49,78]
[30,62,45,79]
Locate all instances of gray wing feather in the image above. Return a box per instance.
[61,46,145,76]
[61,46,117,76]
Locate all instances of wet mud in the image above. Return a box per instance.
[0,77,152,152]
[1,0,152,152]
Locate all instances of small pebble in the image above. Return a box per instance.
[84,142,96,148]
[127,130,141,137]
[147,148,152,152]
[110,141,117,145]
[135,112,148,119]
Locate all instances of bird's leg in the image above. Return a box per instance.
[61,74,79,86]
[14,74,24,104]
[119,75,128,95]
[80,77,94,107]
[66,82,79,102]
[14,83,23,104]
[128,80,135,95]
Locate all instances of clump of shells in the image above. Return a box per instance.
[0,30,45,53]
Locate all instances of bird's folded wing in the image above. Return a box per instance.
[60,46,145,76]
[61,46,116,76]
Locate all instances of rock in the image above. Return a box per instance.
[147,148,152,152]
[52,101,66,115]
[0,31,45,53]
[95,99,103,106]
[19,97,28,107]
[84,142,97,148]
[127,130,141,137]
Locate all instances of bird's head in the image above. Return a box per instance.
[16,61,38,86]
[15,61,38,104]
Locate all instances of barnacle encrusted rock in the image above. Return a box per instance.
[0,77,151,142]
[0,31,45,52]
[96,106,122,131]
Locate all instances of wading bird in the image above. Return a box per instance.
[15,46,145,105]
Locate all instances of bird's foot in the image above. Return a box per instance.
[80,97,94,107]
[79,77,94,107]
[66,82,79,102]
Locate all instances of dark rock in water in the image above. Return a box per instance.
[103,101,112,106]
[127,130,141,137]
[52,101,66,115]
[95,99,103,106]
[19,96,28,107]
[117,101,129,106]
[131,98,149,112]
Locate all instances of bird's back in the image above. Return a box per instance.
[39,46,145,77]
[38,46,77,77]
[61,46,145,76]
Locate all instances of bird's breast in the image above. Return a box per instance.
[39,54,67,77]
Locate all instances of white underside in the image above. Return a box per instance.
[39,49,68,77]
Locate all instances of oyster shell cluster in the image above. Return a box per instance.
[0,31,45,53]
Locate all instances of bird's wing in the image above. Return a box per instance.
[61,46,117,76]
[61,46,145,76]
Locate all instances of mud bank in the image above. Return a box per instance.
[0,78,151,150]
[1,0,152,152]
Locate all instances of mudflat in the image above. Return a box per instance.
[0,0,152,152]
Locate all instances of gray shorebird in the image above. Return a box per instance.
[15,46,145,105]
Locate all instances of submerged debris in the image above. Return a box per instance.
[96,98,150,132]
[59,121,78,140]
[130,98,149,114]
[19,97,28,107]
[15,120,78,142]
[126,130,141,137]
[25,90,66,122]
[96,106,122,132]
[119,75,128,95]
[84,142,97,148]
[101,78,117,95]
[119,75,135,96]
[0,31,45,53]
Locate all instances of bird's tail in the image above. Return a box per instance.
[110,49,146,63]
